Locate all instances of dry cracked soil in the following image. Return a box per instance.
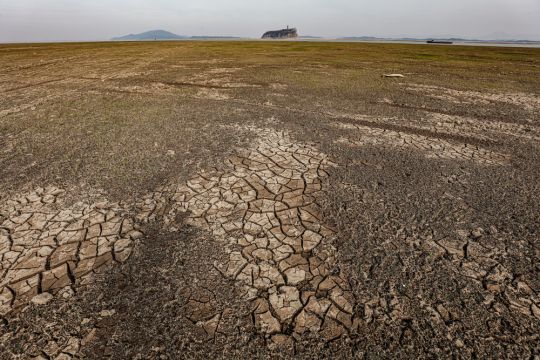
[0,41,539,359]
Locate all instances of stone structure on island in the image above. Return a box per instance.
[262,26,298,39]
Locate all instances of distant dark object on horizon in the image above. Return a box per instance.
[262,27,298,39]
[427,39,454,44]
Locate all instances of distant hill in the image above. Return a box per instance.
[112,30,186,41]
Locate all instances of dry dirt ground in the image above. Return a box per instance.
[0,41,539,359]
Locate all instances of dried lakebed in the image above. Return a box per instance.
[1,41,539,359]
[1,127,357,355]
[2,122,538,357]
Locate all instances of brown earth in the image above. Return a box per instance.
[0,41,539,359]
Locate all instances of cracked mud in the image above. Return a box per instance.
[1,41,539,359]
[0,187,141,315]
[137,128,356,342]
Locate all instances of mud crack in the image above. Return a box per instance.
[137,127,357,342]
[0,188,142,315]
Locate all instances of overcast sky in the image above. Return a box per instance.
[1,0,539,43]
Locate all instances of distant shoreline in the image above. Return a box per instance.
[317,38,540,48]
[1,38,540,48]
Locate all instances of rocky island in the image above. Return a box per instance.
[262,27,298,39]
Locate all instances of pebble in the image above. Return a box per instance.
[31,293,54,305]
[99,309,116,317]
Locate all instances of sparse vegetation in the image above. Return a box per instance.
[1,41,539,359]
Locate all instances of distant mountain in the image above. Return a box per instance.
[112,30,186,41]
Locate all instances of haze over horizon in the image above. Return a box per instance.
[1,0,539,43]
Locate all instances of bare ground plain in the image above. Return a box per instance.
[0,41,539,359]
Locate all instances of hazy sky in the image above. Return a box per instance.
[1,0,539,42]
